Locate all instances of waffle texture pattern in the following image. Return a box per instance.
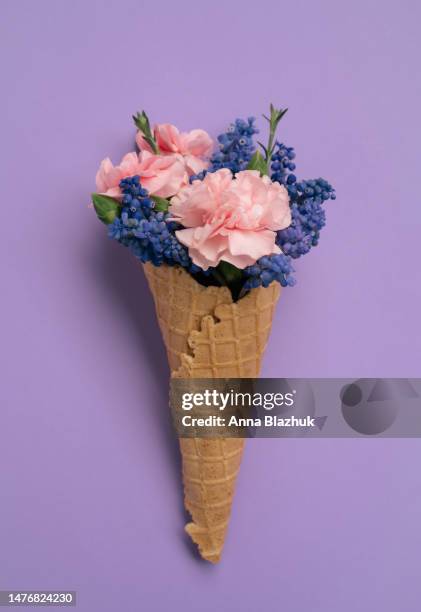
[143,263,280,562]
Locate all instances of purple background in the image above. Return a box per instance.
[1,1,421,610]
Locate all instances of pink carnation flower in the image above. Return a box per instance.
[136,123,213,176]
[169,169,291,270]
[95,151,187,199]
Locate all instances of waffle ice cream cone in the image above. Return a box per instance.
[143,262,281,562]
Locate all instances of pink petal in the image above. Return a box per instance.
[183,129,214,157]
[184,154,209,175]
[154,124,182,153]
[228,229,276,259]
[135,132,153,153]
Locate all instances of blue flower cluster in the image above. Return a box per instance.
[107,176,196,269]
[287,177,336,203]
[244,254,296,290]
[208,117,259,174]
[276,179,335,259]
[270,142,296,187]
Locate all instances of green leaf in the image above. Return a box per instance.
[132,110,151,134]
[247,150,268,176]
[274,107,288,125]
[217,261,243,284]
[92,193,120,224]
[262,103,289,164]
[142,135,159,153]
[151,195,170,212]
[132,109,158,153]
[269,105,288,131]
[257,141,268,157]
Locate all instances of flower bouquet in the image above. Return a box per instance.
[92,106,335,563]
